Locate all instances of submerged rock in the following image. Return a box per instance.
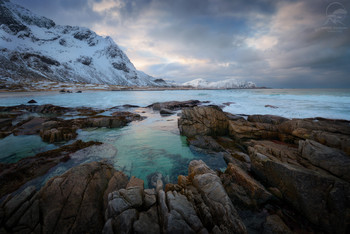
[0,140,101,197]
[40,112,143,143]
[0,104,144,142]
[13,117,46,136]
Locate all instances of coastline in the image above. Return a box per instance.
[0,101,349,233]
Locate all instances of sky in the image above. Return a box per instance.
[13,0,350,88]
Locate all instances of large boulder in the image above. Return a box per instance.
[249,143,350,234]
[178,106,229,137]
[186,160,247,233]
[1,161,128,234]
[299,139,350,182]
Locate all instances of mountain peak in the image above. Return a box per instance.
[0,0,163,87]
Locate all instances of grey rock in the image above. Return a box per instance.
[107,195,131,218]
[263,215,292,234]
[160,108,175,115]
[112,209,138,234]
[249,145,350,234]
[189,160,247,234]
[299,139,350,182]
[143,189,156,209]
[166,190,204,232]
[102,219,114,234]
[133,206,160,234]
[119,187,143,208]
[166,209,195,234]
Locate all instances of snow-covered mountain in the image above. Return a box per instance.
[183,78,256,89]
[0,0,166,86]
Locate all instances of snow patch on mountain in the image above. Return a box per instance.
[183,78,256,89]
[0,0,166,86]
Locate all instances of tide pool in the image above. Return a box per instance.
[1,89,349,189]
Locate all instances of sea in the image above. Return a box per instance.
[1,89,349,188]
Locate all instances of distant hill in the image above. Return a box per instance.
[183,78,256,89]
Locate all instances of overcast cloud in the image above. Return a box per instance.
[13,0,350,87]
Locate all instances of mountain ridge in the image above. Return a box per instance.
[0,0,166,87]
[183,78,256,89]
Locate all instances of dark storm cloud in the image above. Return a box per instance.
[11,0,350,88]
[13,0,103,26]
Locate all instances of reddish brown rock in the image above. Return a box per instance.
[127,176,144,189]
[222,163,272,208]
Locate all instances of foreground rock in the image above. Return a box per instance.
[249,142,350,234]
[0,140,101,197]
[104,160,247,234]
[178,106,350,233]
[0,161,128,234]
[2,159,249,234]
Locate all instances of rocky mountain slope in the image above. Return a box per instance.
[0,0,165,86]
[183,78,256,89]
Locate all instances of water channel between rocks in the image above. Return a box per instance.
[0,107,227,189]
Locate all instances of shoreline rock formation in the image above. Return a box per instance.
[1,101,349,233]
[178,105,350,234]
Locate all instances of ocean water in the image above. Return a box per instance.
[1,89,349,188]
[1,89,349,119]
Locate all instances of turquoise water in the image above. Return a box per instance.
[1,89,349,188]
[75,109,226,187]
[0,89,349,119]
[0,108,226,188]
[0,134,56,163]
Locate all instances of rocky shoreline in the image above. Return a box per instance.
[0,101,349,233]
